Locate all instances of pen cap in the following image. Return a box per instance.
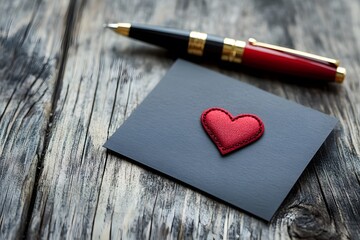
[242,44,339,82]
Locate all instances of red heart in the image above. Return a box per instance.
[201,108,264,155]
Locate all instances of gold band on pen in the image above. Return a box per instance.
[188,31,207,56]
[221,38,246,63]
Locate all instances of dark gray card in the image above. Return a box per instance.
[105,60,337,221]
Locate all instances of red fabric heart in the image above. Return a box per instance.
[201,108,264,155]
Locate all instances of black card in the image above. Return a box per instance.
[105,60,337,221]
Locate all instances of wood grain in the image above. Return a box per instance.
[1,0,359,239]
[0,0,71,238]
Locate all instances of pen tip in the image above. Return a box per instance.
[103,23,117,29]
[103,23,131,36]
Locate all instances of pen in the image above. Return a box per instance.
[105,23,346,83]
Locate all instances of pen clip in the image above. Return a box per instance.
[248,38,340,67]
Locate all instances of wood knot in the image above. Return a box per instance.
[285,204,339,239]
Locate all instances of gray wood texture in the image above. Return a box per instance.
[1,0,359,239]
[0,0,71,239]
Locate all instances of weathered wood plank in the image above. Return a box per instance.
[26,0,172,237]
[26,0,360,239]
[0,0,71,239]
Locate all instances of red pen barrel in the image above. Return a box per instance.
[241,44,338,82]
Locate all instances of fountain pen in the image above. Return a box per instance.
[105,23,346,83]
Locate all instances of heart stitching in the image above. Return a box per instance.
[201,108,264,155]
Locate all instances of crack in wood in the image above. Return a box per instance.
[22,0,82,238]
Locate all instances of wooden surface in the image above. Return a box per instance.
[1,0,359,239]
